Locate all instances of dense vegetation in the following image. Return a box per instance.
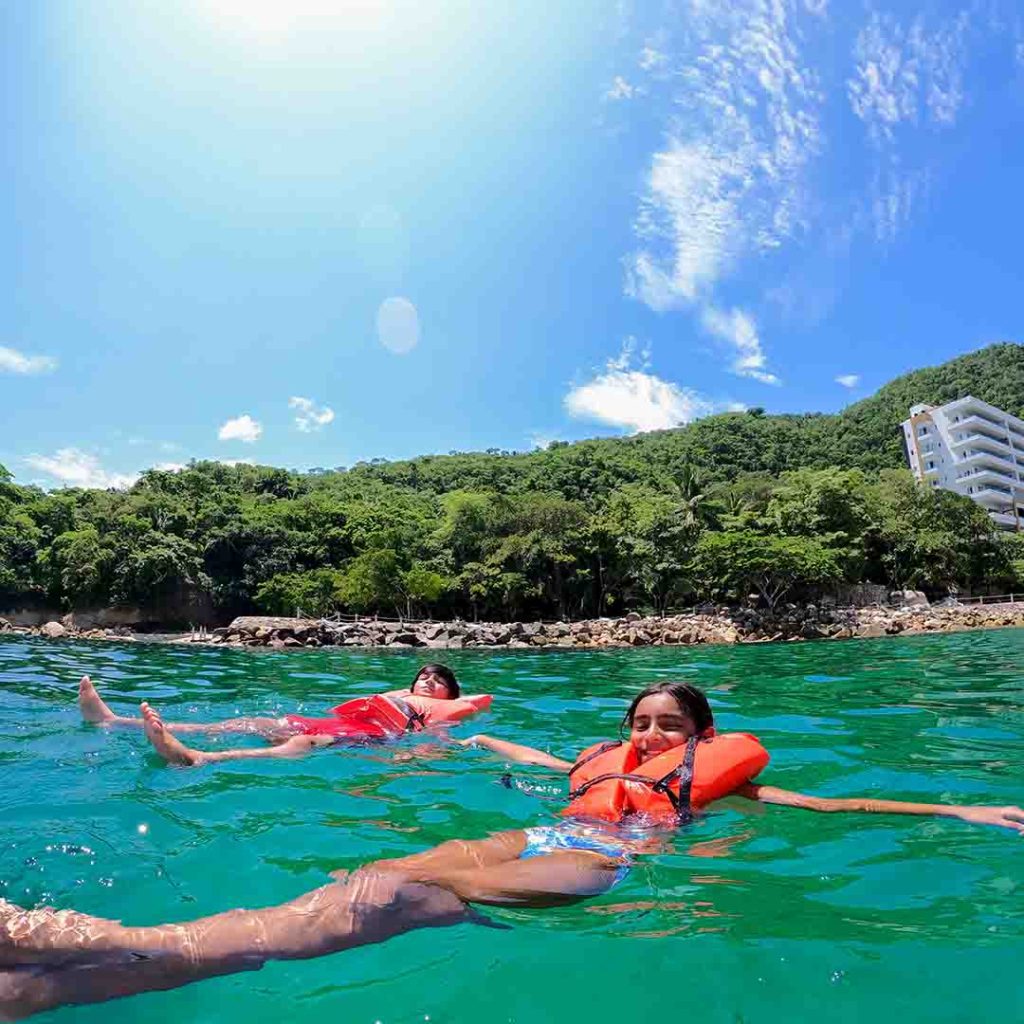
[3,344,1023,623]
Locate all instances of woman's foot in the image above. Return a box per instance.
[141,704,206,767]
[78,676,118,725]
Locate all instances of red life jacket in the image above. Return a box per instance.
[327,692,492,738]
[563,733,769,823]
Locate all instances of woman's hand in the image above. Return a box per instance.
[954,805,1024,833]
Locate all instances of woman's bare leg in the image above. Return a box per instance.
[141,705,332,767]
[0,874,469,1019]
[366,830,530,877]
[365,831,623,907]
[78,678,291,737]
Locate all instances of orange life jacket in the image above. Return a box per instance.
[563,733,769,823]
[328,692,492,738]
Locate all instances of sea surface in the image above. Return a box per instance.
[1,631,1022,1023]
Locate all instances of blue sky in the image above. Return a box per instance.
[4,0,1024,488]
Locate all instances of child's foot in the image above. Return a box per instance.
[141,703,205,767]
[78,676,118,724]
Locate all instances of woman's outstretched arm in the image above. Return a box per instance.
[736,783,1024,833]
[457,734,572,771]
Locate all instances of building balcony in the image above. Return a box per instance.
[990,510,1020,530]
[972,485,1018,507]
[946,398,1024,439]
[951,431,1017,459]
[954,411,1006,432]
[956,448,1024,477]
[960,471,1019,492]
[954,421,1013,445]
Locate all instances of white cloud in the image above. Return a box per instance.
[565,345,717,433]
[0,346,58,375]
[623,2,821,385]
[218,414,262,443]
[847,10,971,242]
[626,3,822,311]
[289,396,335,433]
[870,165,932,243]
[606,75,636,100]
[848,10,970,145]
[835,373,860,388]
[700,306,781,385]
[153,462,186,472]
[626,140,741,308]
[639,44,668,71]
[24,449,138,490]
[217,458,255,467]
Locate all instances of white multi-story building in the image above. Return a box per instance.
[901,396,1024,530]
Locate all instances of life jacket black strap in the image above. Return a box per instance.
[568,769,666,800]
[389,696,427,732]
[674,736,699,823]
[568,740,622,778]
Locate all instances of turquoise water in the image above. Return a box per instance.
[1,631,1023,1023]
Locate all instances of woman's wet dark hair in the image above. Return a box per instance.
[411,663,460,699]
[622,681,714,737]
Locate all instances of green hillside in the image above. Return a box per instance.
[831,342,1024,470]
[2,343,1022,622]
[340,342,1024,493]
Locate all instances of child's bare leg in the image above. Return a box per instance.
[142,704,332,768]
[366,830,529,877]
[364,832,621,907]
[400,851,621,907]
[0,875,469,1018]
[79,678,291,737]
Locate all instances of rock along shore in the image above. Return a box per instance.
[5,597,1020,650]
[6,598,1024,651]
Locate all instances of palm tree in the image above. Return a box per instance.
[673,466,722,532]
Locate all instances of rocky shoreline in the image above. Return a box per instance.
[6,596,1024,650]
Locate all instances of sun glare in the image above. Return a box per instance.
[200,0,387,36]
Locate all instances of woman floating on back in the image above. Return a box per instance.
[5,680,1020,1018]
[77,664,491,766]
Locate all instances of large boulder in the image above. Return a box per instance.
[227,616,318,634]
[40,621,67,639]
[889,590,930,609]
[386,631,423,646]
[859,622,887,638]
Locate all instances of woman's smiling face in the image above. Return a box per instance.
[628,692,696,764]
